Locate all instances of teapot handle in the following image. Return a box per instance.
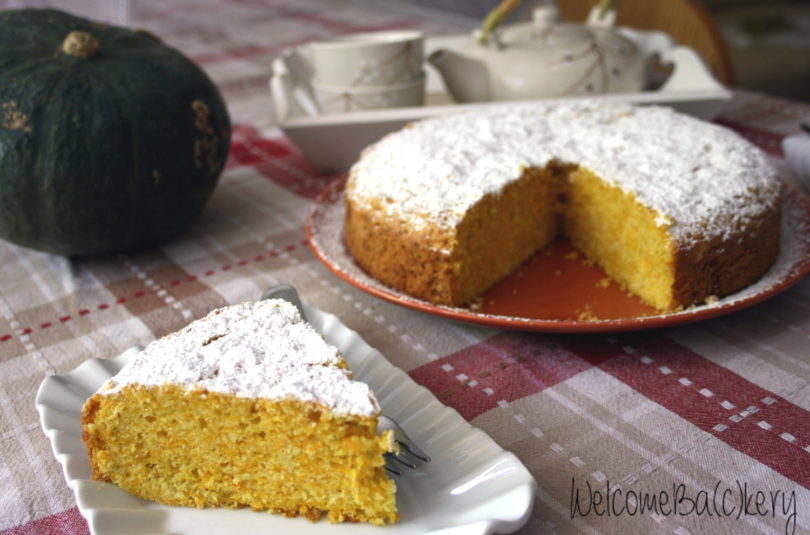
[587,0,619,28]
[478,0,523,44]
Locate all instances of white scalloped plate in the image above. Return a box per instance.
[35,301,536,535]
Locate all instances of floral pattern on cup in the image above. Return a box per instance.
[312,76,425,113]
[309,30,424,89]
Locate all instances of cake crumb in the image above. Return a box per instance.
[580,256,595,267]
[597,277,611,288]
[575,307,600,321]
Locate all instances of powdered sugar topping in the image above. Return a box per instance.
[347,102,780,244]
[99,299,380,417]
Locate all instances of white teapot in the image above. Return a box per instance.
[428,5,648,103]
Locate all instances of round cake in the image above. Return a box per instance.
[344,102,782,311]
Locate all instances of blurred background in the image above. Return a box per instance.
[379,0,810,103]
[2,0,808,103]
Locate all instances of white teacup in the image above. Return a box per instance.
[309,30,424,88]
[312,75,425,113]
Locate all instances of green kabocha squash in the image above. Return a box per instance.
[0,9,231,256]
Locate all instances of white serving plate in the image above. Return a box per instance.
[271,31,733,171]
[36,300,537,535]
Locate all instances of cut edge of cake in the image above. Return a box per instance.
[343,103,782,313]
[345,159,781,312]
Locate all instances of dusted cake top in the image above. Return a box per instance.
[99,299,380,417]
[347,102,780,247]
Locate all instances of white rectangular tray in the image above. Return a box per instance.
[271,31,732,171]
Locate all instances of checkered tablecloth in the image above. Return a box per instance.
[1,1,809,534]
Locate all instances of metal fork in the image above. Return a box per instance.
[262,284,431,474]
[378,414,430,475]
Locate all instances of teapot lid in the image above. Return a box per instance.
[490,6,598,51]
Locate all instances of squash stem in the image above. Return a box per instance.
[62,31,100,58]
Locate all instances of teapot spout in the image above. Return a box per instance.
[427,49,490,103]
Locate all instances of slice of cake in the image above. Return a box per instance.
[81,299,398,525]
